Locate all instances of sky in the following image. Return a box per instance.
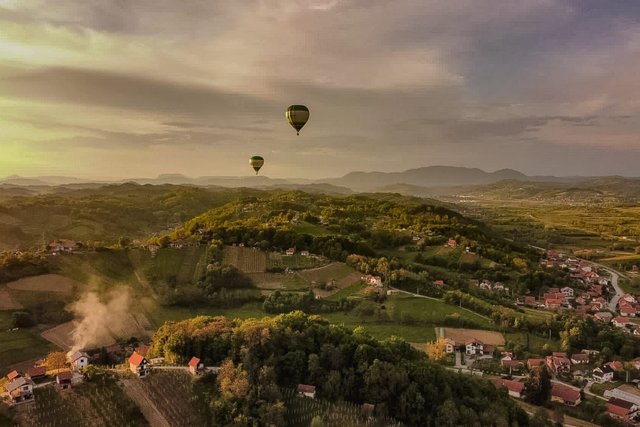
[1,0,640,179]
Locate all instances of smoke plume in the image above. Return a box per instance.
[69,290,131,353]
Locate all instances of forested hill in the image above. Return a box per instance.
[0,184,262,250]
[172,190,532,265]
[149,311,528,426]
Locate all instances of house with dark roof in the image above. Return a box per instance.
[551,384,582,406]
[570,353,589,364]
[26,366,47,381]
[128,351,150,377]
[56,371,73,390]
[593,365,615,383]
[67,351,90,371]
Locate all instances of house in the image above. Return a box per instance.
[551,384,582,406]
[501,352,513,362]
[594,312,613,323]
[606,397,639,423]
[608,361,624,372]
[188,356,205,376]
[593,365,615,383]
[561,287,574,298]
[604,384,640,407]
[502,360,524,374]
[465,340,484,355]
[297,384,316,399]
[26,366,47,381]
[446,239,457,248]
[386,289,399,296]
[67,351,90,371]
[545,298,563,309]
[128,351,150,377]
[56,371,73,389]
[552,352,567,358]
[620,305,637,317]
[6,370,21,381]
[500,379,525,399]
[546,355,571,374]
[548,287,560,294]
[285,248,295,256]
[362,275,383,287]
[570,353,589,364]
[300,250,310,257]
[444,338,456,354]
[613,316,631,328]
[433,280,445,287]
[623,294,637,304]
[527,358,546,370]
[49,239,79,252]
[524,296,536,306]
[5,377,35,404]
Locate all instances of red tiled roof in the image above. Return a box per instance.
[552,352,567,357]
[571,353,589,362]
[607,399,634,417]
[298,384,316,394]
[188,356,201,367]
[552,384,581,403]
[128,351,145,367]
[608,361,624,371]
[7,370,20,381]
[527,358,545,369]
[502,379,525,393]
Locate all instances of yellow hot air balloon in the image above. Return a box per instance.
[250,155,264,175]
[285,105,309,135]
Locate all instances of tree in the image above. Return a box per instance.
[217,359,250,400]
[11,311,34,328]
[45,351,68,371]
[425,338,447,361]
[524,366,551,405]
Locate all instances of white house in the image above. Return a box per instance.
[67,351,90,371]
[5,377,35,404]
[593,365,615,383]
[465,340,484,355]
[561,287,574,298]
[444,338,456,354]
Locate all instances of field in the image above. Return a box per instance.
[267,252,327,270]
[0,288,22,309]
[22,379,147,427]
[438,327,505,346]
[0,311,54,370]
[391,295,493,329]
[5,274,85,293]
[124,370,207,427]
[223,246,266,273]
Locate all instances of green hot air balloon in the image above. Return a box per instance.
[250,155,264,175]
[285,105,309,135]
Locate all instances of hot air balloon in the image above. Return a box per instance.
[285,105,309,135]
[250,155,264,175]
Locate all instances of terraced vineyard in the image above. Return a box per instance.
[222,246,266,273]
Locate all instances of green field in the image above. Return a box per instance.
[321,311,437,342]
[326,281,366,301]
[0,311,54,369]
[268,252,326,270]
[291,221,333,236]
[390,295,493,328]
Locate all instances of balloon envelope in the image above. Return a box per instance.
[285,105,309,135]
[250,155,264,174]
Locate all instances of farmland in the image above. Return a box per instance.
[5,274,85,294]
[439,327,505,346]
[223,246,266,273]
[0,311,54,369]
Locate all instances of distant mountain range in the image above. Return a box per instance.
[1,166,638,196]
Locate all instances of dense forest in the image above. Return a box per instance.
[149,311,528,426]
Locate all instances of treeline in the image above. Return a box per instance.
[149,312,528,426]
[0,251,49,283]
[263,290,355,314]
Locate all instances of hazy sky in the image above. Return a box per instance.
[1,0,640,179]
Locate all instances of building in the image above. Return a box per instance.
[56,371,73,390]
[67,351,90,371]
[297,384,316,399]
[362,275,383,287]
[561,287,574,298]
[128,351,150,377]
[6,370,21,381]
[49,239,78,252]
[570,353,589,364]
[527,358,546,370]
[524,296,536,306]
[604,385,640,407]
[465,340,484,355]
[551,384,582,406]
[545,298,563,309]
[593,365,615,383]
[5,377,35,404]
[444,338,456,354]
[500,379,525,399]
[546,355,571,374]
[613,316,631,328]
[285,248,295,256]
[594,312,613,323]
[446,239,457,248]
[606,398,639,423]
[26,366,47,381]
[188,356,205,376]
[300,251,310,257]
[502,360,524,374]
[433,280,445,287]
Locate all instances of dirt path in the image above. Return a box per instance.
[120,379,171,427]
